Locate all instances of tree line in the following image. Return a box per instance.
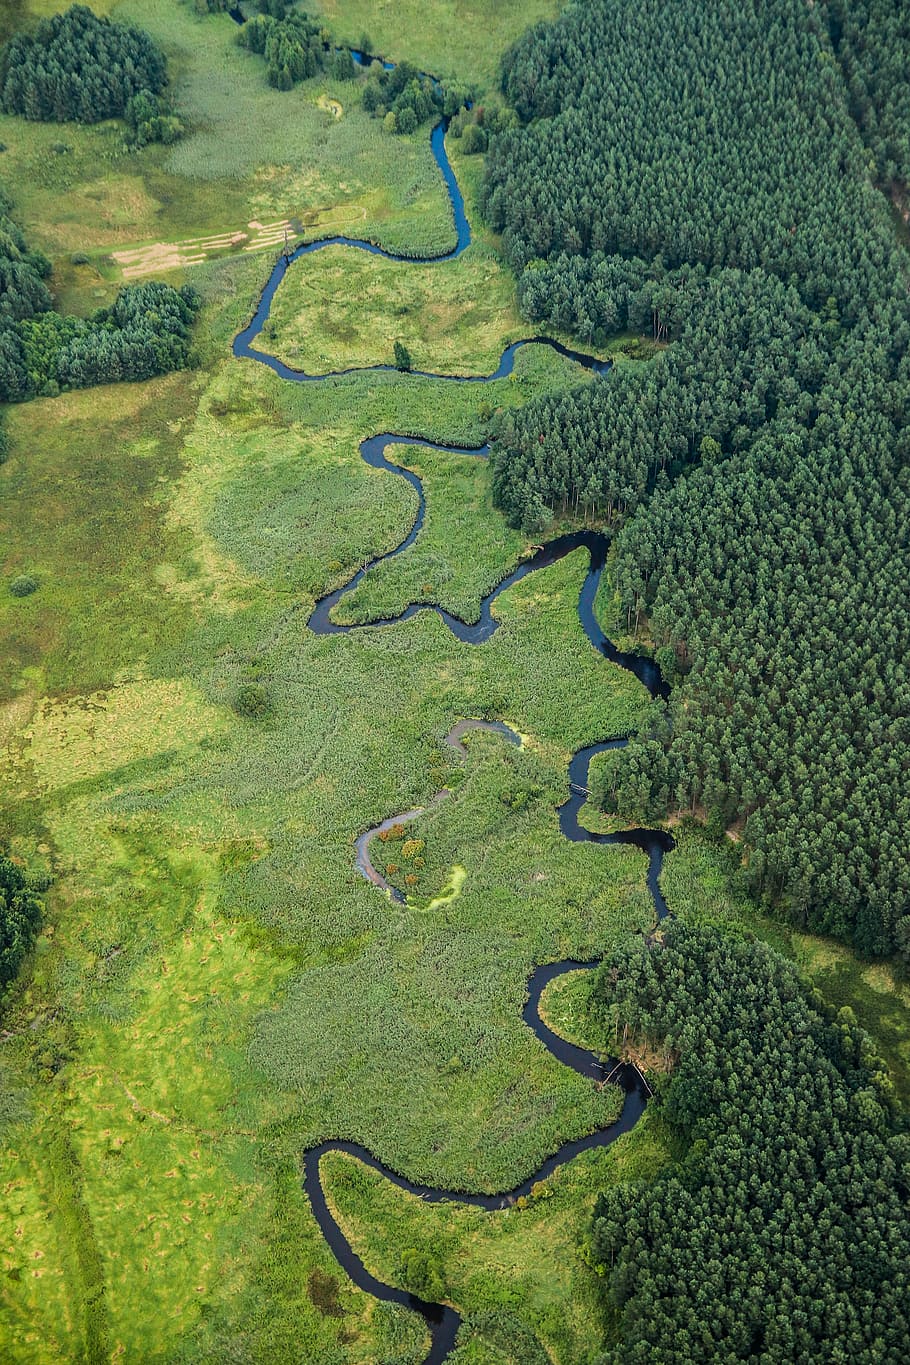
[236,7,350,90]
[481,0,910,956]
[588,922,910,1362]
[1,278,200,401]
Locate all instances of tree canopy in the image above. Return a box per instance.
[589,923,910,1362]
[237,9,332,90]
[3,279,201,401]
[481,0,910,955]
[0,5,167,124]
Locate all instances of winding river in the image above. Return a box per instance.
[234,74,674,1365]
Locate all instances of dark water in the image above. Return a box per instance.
[231,88,610,383]
[300,436,673,1362]
[232,55,673,1364]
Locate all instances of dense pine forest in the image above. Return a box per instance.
[825,0,910,186]
[484,0,910,957]
[0,5,167,123]
[589,924,910,1362]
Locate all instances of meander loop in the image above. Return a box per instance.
[232,66,674,1365]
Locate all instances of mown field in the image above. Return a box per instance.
[2,3,909,1363]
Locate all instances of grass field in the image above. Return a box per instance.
[322,1115,673,1365]
[330,440,525,625]
[260,242,528,376]
[0,224,659,1355]
[313,0,562,88]
[0,375,199,700]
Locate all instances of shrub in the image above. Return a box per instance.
[393,340,412,371]
[0,854,42,989]
[9,574,38,597]
[461,122,487,154]
[70,252,90,266]
[233,683,271,718]
[398,1249,444,1302]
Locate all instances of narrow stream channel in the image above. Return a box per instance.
[233,65,675,1364]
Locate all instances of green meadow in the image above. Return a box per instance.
[259,242,527,377]
[0,243,657,1357]
[312,0,562,88]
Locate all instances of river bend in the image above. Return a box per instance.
[232,64,674,1365]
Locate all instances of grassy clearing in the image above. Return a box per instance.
[0,374,198,704]
[322,1113,673,1365]
[195,336,601,618]
[260,242,526,376]
[332,440,525,625]
[663,827,910,1105]
[0,677,387,1360]
[313,0,562,89]
[117,0,456,248]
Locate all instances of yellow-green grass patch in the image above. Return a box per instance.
[0,374,198,703]
[258,241,527,377]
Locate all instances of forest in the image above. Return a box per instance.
[0,176,198,401]
[11,279,201,398]
[588,923,910,1362]
[237,9,342,90]
[482,0,910,957]
[824,0,910,186]
[0,5,167,124]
